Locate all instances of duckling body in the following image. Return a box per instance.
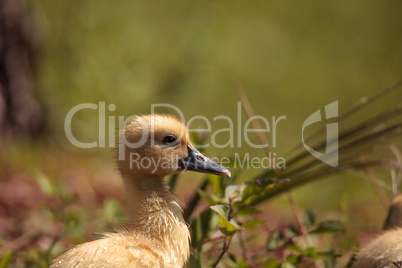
[352,228,402,268]
[353,194,402,268]
[51,115,230,267]
[52,189,189,267]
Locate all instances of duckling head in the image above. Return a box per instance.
[118,114,231,179]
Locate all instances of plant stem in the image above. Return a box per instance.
[212,236,232,268]
[359,155,388,209]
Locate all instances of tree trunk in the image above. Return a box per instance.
[0,0,45,138]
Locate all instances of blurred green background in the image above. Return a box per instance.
[1,0,402,266]
[35,0,402,217]
[36,0,402,141]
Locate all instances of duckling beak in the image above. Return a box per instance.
[180,146,231,177]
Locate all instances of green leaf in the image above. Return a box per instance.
[216,214,241,236]
[309,220,345,234]
[236,207,262,216]
[266,230,285,250]
[286,244,303,253]
[226,258,250,268]
[211,205,242,236]
[211,205,229,219]
[236,259,250,268]
[103,198,124,222]
[35,171,55,196]
[304,210,315,229]
[287,245,320,259]
[255,177,286,187]
[241,181,262,204]
[231,200,241,211]
[243,219,264,228]
[241,178,290,205]
[0,251,12,268]
[286,224,300,237]
[283,253,300,265]
[264,259,281,268]
[303,247,319,258]
[316,250,342,258]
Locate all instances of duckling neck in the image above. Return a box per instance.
[123,175,189,239]
[122,175,190,264]
[124,176,174,219]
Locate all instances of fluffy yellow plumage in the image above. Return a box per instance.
[51,114,230,267]
[352,194,402,268]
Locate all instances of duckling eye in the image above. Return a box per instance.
[163,135,177,145]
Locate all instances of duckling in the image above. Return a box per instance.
[352,194,402,268]
[51,114,230,268]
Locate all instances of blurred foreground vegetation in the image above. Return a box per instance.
[1,1,402,267]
